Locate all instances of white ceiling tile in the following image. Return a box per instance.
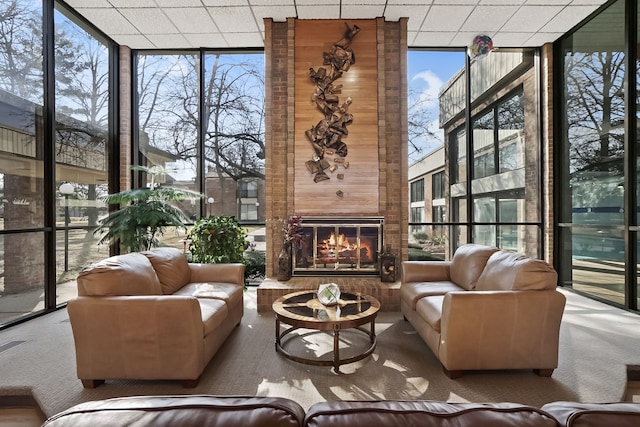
[422,5,474,32]
[165,8,217,34]
[570,0,607,4]
[145,33,191,49]
[384,6,428,31]
[202,0,248,5]
[462,6,519,32]
[251,5,297,22]
[112,34,156,49]
[64,0,111,7]
[432,0,478,5]
[478,0,522,4]
[119,8,179,34]
[249,0,297,5]
[501,6,564,32]
[540,5,601,32]
[491,32,534,47]
[342,0,387,4]
[108,0,156,6]
[294,0,338,4]
[523,32,564,46]
[341,5,385,19]
[208,7,261,33]
[523,0,571,4]
[73,8,139,35]
[296,4,342,19]
[386,0,434,4]
[183,33,229,48]
[413,31,457,47]
[154,0,203,6]
[222,32,265,48]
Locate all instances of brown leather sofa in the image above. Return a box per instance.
[41,396,640,426]
[67,247,244,388]
[401,243,566,378]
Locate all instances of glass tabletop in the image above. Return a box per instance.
[274,290,379,322]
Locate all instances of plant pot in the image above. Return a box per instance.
[277,243,292,281]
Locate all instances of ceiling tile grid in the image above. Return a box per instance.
[64,0,608,49]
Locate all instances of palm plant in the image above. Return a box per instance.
[95,166,202,252]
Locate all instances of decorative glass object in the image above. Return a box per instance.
[317,283,341,306]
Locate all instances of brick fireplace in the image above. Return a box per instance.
[260,18,408,312]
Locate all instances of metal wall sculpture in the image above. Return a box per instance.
[304,23,360,189]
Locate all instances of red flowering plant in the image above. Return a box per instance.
[282,215,303,246]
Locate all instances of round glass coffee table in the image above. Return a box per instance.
[272,290,380,372]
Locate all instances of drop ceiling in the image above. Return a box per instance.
[62,0,609,50]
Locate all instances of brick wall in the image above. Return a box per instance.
[264,18,408,278]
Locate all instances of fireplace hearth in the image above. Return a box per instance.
[292,217,383,276]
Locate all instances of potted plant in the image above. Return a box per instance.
[94,165,202,252]
[188,215,248,264]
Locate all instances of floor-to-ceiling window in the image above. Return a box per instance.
[134,50,265,272]
[557,0,635,309]
[0,0,115,328]
[409,48,542,261]
[54,3,112,305]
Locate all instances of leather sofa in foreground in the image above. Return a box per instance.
[401,243,566,378]
[40,395,640,427]
[67,247,244,388]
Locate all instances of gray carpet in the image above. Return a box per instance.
[0,288,638,418]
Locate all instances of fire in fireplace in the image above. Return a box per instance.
[292,217,383,276]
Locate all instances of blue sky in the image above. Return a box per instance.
[407,50,466,161]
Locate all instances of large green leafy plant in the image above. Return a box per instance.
[188,215,248,264]
[95,166,202,252]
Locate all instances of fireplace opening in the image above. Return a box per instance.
[292,217,383,276]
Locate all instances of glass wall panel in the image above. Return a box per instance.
[203,53,265,221]
[0,1,46,323]
[54,5,111,303]
[0,232,45,324]
[137,53,199,224]
[559,0,628,305]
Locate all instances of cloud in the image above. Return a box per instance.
[412,70,443,110]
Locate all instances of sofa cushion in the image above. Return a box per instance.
[198,298,229,336]
[415,296,445,332]
[305,400,558,427]
[42,395,305,427]
[175,282,244,308]
[400,281,463,310]
[476,250,558,291]
[77,252,162,296]
[450,244,499,290]
[541,401,640,427]
[142,247,191,294]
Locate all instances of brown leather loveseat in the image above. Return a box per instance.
[67,247,244,388]
[40,395,640,426]
[401,243,566,378]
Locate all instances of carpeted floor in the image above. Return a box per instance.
[0,287,639,419]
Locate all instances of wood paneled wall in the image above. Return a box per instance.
[294,20,379,215]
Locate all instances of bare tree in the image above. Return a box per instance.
[408,87,441,163]
[0,0,42,102]
[137,53,265,181]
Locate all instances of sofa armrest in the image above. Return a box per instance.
[67,295,206,380]
[438,290,566,371]
[402,261,451,283]
[189,263,245,287]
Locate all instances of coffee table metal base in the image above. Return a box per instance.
[275,318,376,373]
